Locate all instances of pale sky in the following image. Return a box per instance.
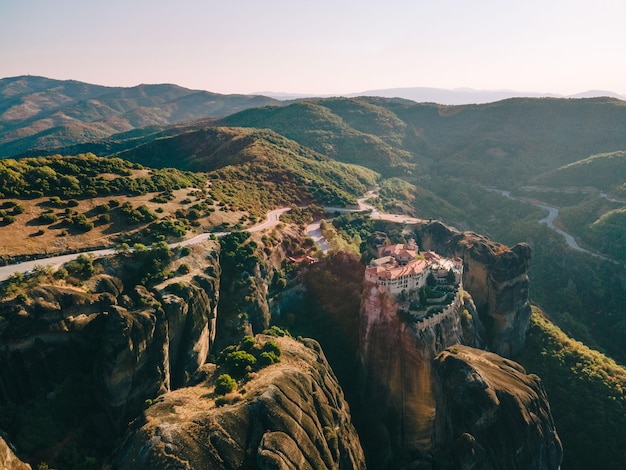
[1,0,625,95]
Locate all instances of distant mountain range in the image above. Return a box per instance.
[2,75,626,158]
[0,75,279,157]
[257,87,626,105]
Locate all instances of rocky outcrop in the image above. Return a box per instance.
[432,345,563,470]
[0,436,31,470]
[213,229,296,351]
[420,221,532,357]
[110,336,366,470]
[0,240,220,457]
[358,280,484,467]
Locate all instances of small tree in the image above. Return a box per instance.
[215,374,236,395]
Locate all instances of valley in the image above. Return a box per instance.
[487,187,622,264]
[1,77,625,470]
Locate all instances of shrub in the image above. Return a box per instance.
[177,263,191,275]
[69,213,94,232]
[64,254,95,279]
[187,208,201,220]
[215,374,237,395]
[215,396,229,407]
[54,268,68,280]
[224,350,257,377]
[122,204,157,224]
[48,196,63,207]
[151,219,187,237]
[257,351,280,367]
[97,213,111,225]
[262,340,282,357]
[39,212,58,224]
[240,335,256,351]
[262,325,292,338]
[94,203,110,214]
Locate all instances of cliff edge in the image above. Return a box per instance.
[432,345,562,470]
[0,436,31,470]
[420,221,532,357]
[110,335,366,470]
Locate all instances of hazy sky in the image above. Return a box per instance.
[2,0,625,95]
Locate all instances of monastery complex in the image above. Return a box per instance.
[365,240,462,295]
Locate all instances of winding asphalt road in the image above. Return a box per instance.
[486,188,619,263]
[0,207,292,282]
[0,191,426,281]
[306,190,423,253]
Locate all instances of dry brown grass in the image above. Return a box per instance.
[0,188,249,259]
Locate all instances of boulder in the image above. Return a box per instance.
[432,345,562,470]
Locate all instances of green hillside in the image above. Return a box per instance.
[113,126,378,214]
[519,308,626,470]
[586,208,626,261]
[219,100,416,175]
[0,153,204,200]
[532,150,626,193]
[221,96,626,184]
[8,87,626,188]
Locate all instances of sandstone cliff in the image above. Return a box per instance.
[0,436,31,470]
[213,228,297,352]
[419,221,532,357]
[432,345,563,470]
[110,336,366,470]
[0,240,220,461]
[358,280,484,467]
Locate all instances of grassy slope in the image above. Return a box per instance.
[518,308,626,470]
[0,154,254,259]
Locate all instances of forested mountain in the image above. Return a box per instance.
[220,95,626,185]
[0,76,280,157]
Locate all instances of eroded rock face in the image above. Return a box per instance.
[432,345,562,470]
[0,436,31,470]
[0,241,220,437]
[358,281,484,467]
[111,336,366,470]
[420,221,532,357]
